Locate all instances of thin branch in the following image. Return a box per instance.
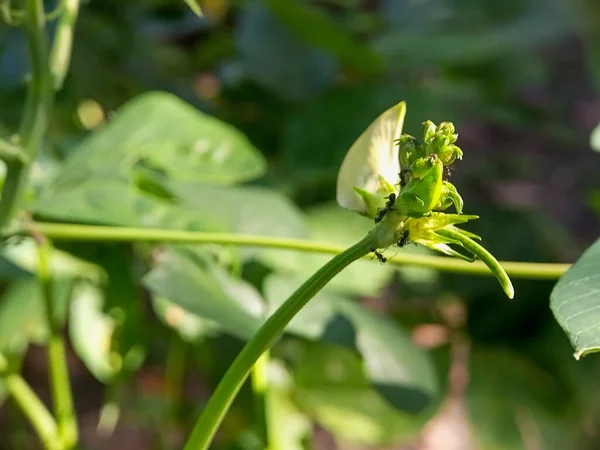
[20,222,571,280]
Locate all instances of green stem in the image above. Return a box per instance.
[436,228,515,299]
[165,333,187,423]
[24,222,570,280]
[182,235,372,450]
[0,0,52,229]
[49,0,80,91]
[0,354,60,450]
[37,240,78,449]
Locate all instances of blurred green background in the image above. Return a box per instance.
[2,0,600,449]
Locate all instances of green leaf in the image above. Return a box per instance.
[373,6,569,70]
[0,278,73,353]
[262,0,382,75]
[259,204,437,297]
[183,0,203,17]
[264,361,312,450]
[68,246,146,383]
[236,4,337,100]
[142,246,266,341]
[48,91,266,187]
[35,178,212,229]
[1,238,106,283]
[468,348,578,450]
[264,275,438,413]
[69,283,118,383]
[166,182,309,240]
[152,295,221,343]
[550,238,600,359]
[290,342,432,446]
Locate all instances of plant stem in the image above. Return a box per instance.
[165,333,187,423]
[49,0,80,91]
[0,354,60,450]
[182,235,373,450]
[24,222,571,280]
[0,0,52,229]
[37,239,78,449]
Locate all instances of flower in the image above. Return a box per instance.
[335,102,406,215]
[335,102,514,299]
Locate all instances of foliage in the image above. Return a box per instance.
[1,0,600,450]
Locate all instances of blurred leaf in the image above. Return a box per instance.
[0,278,73,353]
[35,178,211,228]
[142,246,266,341]
[260,204,437,297]
[47,91,266,187]
[291,342,432,446]
[1,238,106,283]
[264,275,438,413]
[265,361,312,450]
[74,246,147,383]
[591,122,600,152]
[153,295,222,342]
[69,283,118,383]
[550,238,600,359]
[262,0,382,75]
[0,256,33,281]
[167,182,308,238]
[236,4,338,100]
[183,0,203,17]
[468,347,578,450]
[373,5,569,70]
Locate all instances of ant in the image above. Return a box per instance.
[399,168,410,188]
[443,164,454,181]
[374,193,397,223]
[397,230,410,248]
[369,245,387,263]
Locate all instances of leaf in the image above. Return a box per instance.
[47,91,266,187]
[550,238,600,359]
[69,283,117,383]
[262,0,382,75]
[236,4,337,100]
[183,0,203,17]
[264,275,438,413]
[0,278,73,353]
[35,178,212,229]
[69,246,146,383]
[264,361,312,450]
[166,182,309,239]
[373,6,569,70]
[290,342,432,446]
[591,122,600,152]
[468,348,578,450]
[152,295,221,343]
[142,246,266,341]
[259,204,437,297]
[1,238,106,283]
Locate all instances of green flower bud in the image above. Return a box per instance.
[397,134,423,168]
[422,120,437,143]
[437,143,463,166]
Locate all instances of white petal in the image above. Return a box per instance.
[336,101,406,213]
